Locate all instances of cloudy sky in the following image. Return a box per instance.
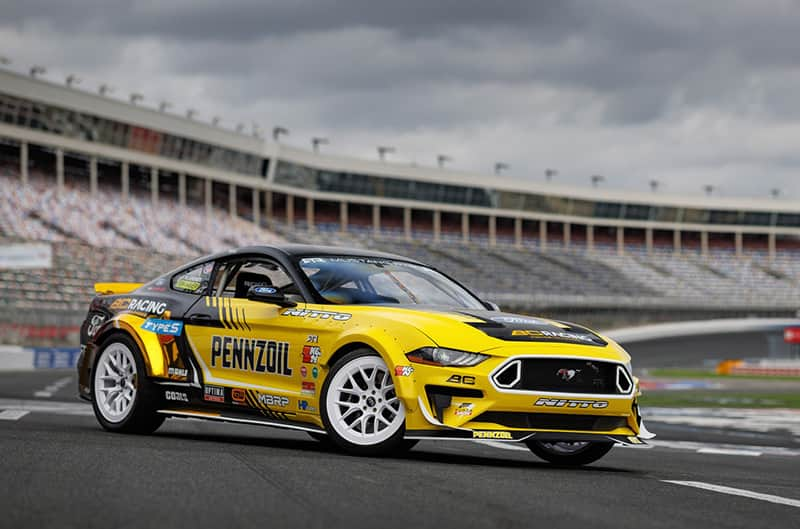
[2,0,800,198]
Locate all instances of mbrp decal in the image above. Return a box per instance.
[211,336,293,376]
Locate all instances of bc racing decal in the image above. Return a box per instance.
[211,336,292,376]
[282,308,352,321]
[127,298,168,315]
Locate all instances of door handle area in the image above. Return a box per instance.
[185,313,212,324]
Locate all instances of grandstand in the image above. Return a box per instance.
[1,67,799,344]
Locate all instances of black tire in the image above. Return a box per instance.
[320,349,409,457]
[90,333,165,434]
[525,440,613,466]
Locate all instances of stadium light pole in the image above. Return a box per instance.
[771,188,780,199]
[65,74,81,87]
[703,184,715,197]
[273,126,289,142]
[437,154,452,168]
[494,162,509,175]
[212,116,221,126]
[129,93,143,105]
[591,174,605,188]
[377,146,395,161]
[29,65,46,77]
[159,101,172,112]
[98,84,114,96]
[649,179,660,192]
[545,168,558,181]
[312,137,329,153]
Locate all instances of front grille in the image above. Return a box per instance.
[475,411,627,431]
[492,358,632,395]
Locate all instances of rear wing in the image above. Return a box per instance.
[94,282,143,295]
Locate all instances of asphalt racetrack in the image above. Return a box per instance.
[1,370,798,529]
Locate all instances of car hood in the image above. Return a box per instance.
[348,305,628,360]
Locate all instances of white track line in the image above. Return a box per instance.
[662,481,800,509]
[0,410,30,421]
[34,376,73,398]
[0,398,92,416]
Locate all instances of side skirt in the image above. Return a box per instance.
[158,408,326,434]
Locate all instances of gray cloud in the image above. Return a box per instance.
[1,0,800,198]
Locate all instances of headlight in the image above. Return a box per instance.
[406,347,488,367]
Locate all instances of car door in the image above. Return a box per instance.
[183,256,312,410]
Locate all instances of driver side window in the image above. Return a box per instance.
[211,258,301,301]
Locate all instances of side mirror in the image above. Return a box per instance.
[246,285,297,308]
[484,300,501,311]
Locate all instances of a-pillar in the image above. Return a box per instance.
[673,229,682,255]
[768,232,776,262]
[616,227,625,256]
[489,216,497,247]
[229,183,237,218]
[403,208,412,241]
[178,173,186,207]
[20,141,29,184]
[55,148,64,191]
[563,222,571,249]
[461,213,470,243]
[735,232,743,259]
[150,167,159,206]
[286,195,294,227]
[372,204,381,236]
[587,225,595,253]
[252,187,260,226]
[645,227,653,255]
[433,211,441,243]
[121,161,130,202]
[306,198,314,231]
[700,231,709,258]
[89,157,98,196]
[339,201,347,233]
[539,220,547,251]
[514,218,522,248]
[205,178,213,218]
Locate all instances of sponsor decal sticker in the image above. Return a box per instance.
[473,431,512,439]
[231,388,246,404]
[167,367,188,378]
[302,345,321,365]
[300,366,308,378]
[306,335,319,344]
[165,391,188,402]
[257,393,289,407]
[312,367,319,379]
[109,298,131,311]
[454,403,474,417]
[511,329,596,343]
[127,298,168,315]
[534,398,608,409]
[446,374,475,385]
[282,308,352,321]
[491,316,547,325]
[141,318,183,336]
[394,365,414,377]
[86,314,105,337]
[251,286,277,295]
[174,278,201,292]
[301,381,316,395]
[298,400,317,412]
[211,336,292,376]
[557,368,580,381]
[204,385,225,403]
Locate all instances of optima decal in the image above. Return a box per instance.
[211,336,292,376]
[282,308,352,321]
[534,398,608,409]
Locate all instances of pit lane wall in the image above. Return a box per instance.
[0,345,81,371]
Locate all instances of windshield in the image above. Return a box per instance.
[299,256,486,309]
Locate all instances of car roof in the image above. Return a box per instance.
[199,244,425,266]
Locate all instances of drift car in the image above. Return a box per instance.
[77,244,653,465]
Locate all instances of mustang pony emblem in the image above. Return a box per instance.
[557,368,580,381]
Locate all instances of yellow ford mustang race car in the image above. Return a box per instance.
[77,244,653,465]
